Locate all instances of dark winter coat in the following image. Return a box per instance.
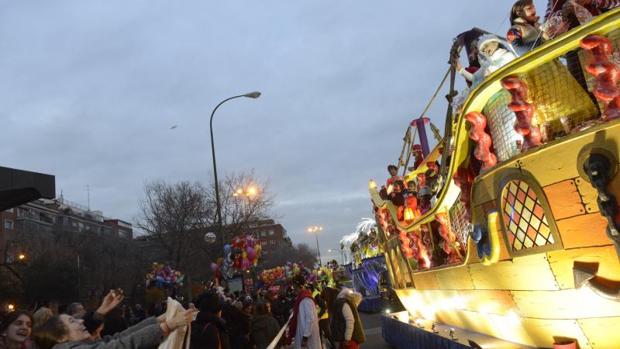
[250,314,280,349]
[222,305,251,349]
[191,312,231,349]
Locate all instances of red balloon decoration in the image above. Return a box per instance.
[581,35,620,121]
[465,111,498,170]
[501,76,542,150]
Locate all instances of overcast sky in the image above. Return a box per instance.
[0,1,547,263]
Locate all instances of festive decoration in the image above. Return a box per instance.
[228,234,263,273]
[340,218,381,266]
[403,207,415,221]
[348,256,387,297]
[581,34,620,121]
[501,179,554,252]
[501,76,542,150]
[453,166,476,218]
[260,266,286,285]
[146,263,184,288]
[465,111,498,170]
[435,213,463,264]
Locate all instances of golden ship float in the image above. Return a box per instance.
[369,7,620,349]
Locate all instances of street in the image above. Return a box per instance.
[359,312,392,349]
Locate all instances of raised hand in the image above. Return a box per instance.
[97,289,125,315]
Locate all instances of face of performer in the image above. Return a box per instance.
[481,41,499,57]
[519,3,538,23]
[388,167,398,176]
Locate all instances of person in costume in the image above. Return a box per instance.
[457,35,518,87]
[508,0,547,55]
[287,275,321,349]
[385,165,403,192]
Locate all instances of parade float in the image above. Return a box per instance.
[340,218,389,313]
[369,8,620,349]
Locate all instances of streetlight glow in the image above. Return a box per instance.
[307,225,324,266]
[233,184,260,199]
[307,225,323,233]
[246,185,258,197]
[18,253,26,261]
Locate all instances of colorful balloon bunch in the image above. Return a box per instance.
[260,266,286,285]
[146,263,184,288]
[223,234,262,273]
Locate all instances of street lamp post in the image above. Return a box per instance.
[209,91,261,252]
[307,225,323,267]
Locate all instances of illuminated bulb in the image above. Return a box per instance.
[404,207,414,221]
[384,308,391,314]
[246,186,258,197]
[7,304,14,311]
[236,188,243,194]
[18,254,26,260]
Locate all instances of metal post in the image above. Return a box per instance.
[314,232,322,267]
[209,92,261,255]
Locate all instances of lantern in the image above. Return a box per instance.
[404,207,415,221]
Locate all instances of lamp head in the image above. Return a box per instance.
[244,91,261,99]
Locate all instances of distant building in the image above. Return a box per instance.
[2,197,133,242]
[104,219,134,239]
[243,219,292,256]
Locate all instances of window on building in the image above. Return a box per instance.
[4,219,14,230]
[269,230,274,236]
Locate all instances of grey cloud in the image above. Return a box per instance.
[0,1,548,258]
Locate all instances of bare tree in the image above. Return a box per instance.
[207,170,275,243]
[137,181,212,270]
[136,171,275,284]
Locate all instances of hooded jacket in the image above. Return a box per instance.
[330,289,365,344]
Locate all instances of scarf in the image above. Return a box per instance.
[285,289,313,343]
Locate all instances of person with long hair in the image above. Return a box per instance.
[0,310,33,349]
[33,290,195,349]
